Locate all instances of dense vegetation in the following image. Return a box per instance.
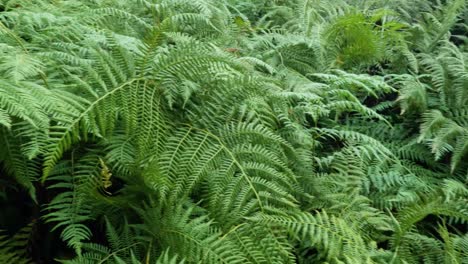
[0,0,467,263]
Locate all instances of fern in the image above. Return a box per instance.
[0,0,467,263]
[0,223,33,264]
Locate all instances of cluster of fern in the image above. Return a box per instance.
[0,0,467,263]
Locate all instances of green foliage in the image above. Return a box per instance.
[0,0,467,263]
[0,223,33,264]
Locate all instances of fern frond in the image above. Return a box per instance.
[252,210,373,263]
[0,223,33,264]
[44,153,101,255]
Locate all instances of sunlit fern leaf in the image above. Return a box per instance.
[89,8,151,31]
[450,132,468,173]
[394,74,429,114]
[42,76,137,180]
[0,1,467,263]
[391,197,468,252]
[227,223,296,263]
[0,80,50,131]
[251,210,373,263]
[438,224,468,264]
[142,124,298,216]
[0,108,11,129]
[418,0,467,52]
[155,249,185,264]
[0,51,43,82]
[103,133,137,177]
[59,243,112,264]
[44,154,101,255]
[316,128,395,161]
[325,13,384,68]
[135,203,246,264]
[418,110,465,160]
